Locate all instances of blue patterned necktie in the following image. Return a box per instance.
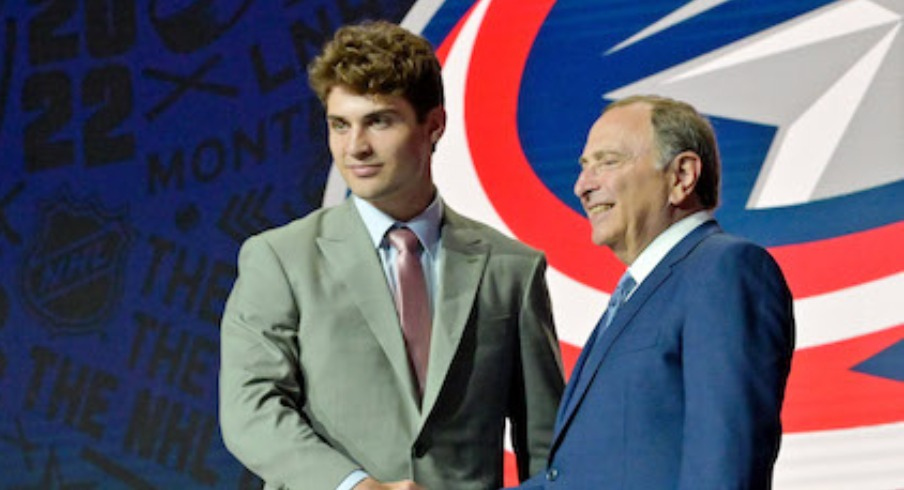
[601,272,636,331]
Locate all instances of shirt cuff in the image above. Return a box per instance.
[337,470,369,490]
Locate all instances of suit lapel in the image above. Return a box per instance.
[316,201,420,407]
[419,208,489,422]
[554,318,605,429]
[553,273,659,439]
[551,221,722,451]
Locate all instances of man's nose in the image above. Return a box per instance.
[347,127,372,157]
[574,167,595,200]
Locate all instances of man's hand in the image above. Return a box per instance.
[353,477,426,490]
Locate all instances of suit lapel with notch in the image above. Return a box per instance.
[418,208,489,425]
[551,221,722,452]
[316,200,420,408]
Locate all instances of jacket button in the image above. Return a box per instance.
[546,468,558,481]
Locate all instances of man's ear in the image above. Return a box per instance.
[668,151,702,207]
[427,105,446,145]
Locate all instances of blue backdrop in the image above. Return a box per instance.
[0,1,413,487]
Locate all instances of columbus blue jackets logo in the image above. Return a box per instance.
[396,0,904,487]
[19,189,131,332]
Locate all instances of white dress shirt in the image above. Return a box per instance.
[626,211,714,299]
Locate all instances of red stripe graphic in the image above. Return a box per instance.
[782,324,904,433]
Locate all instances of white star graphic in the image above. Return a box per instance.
[607,0,904,209]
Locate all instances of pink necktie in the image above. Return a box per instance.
[388,227,432,400]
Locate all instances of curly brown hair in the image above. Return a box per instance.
[307,20,444,122]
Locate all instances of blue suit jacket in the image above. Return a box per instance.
[516,221,795,490]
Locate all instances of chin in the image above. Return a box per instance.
[590,234,608,247]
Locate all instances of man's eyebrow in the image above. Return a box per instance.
[579,150,623,166]
[326,108,401,121]
[364,108,401,119]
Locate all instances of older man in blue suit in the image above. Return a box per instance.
[515,95,795,489]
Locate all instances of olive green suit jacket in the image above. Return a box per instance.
[220,199,564,490]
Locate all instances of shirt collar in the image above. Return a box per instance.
[352,194,443,256]
[628,210,714,287]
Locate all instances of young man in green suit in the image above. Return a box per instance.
[219,21,564,490]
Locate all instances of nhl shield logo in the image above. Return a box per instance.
[20,190,131,332]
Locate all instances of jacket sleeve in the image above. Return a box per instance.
[219,234,360,490]
[678,242,795,489]
[508,254,566,481]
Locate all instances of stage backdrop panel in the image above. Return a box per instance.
[0,1,414,488]
[2,0,902,489]
[412,0,904,488]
